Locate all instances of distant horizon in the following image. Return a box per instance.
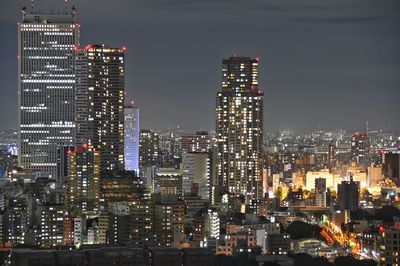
[0,126,399,135]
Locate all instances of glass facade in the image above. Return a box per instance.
[18,13,79,178]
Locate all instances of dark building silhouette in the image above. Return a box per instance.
[383,150,400,185]
[337,176,360,211]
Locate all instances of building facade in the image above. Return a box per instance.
[337,177,360,211]
[66,146,100,213]
[181,152,210,200]
[124,104,140,175]
[180,131,211,153]
[18,11,79,178]
[75,44,125,173]
[351,132,367,165]
[139,129,161,169]
[216,56,264,202]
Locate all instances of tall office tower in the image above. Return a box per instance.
[351,132,367,165]
[66,146,100,213]
[337,176,360,211]
[18,9,79,178]
[75,45,125,173]
[124,103,140,175]
[139,129,161,168]
[180,131,211,153]
[382,150,400,185]
[181,152,210,200]
[216,56,264,202]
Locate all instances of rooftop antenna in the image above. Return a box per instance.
[366,120,369,153]
[31,0,34,13]
[21,6,27,20]
[71,5,77,18]
[64,0,68,13]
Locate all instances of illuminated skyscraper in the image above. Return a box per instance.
[75,44,125,173]
[124,104,139,174]
[216,56,264,202]
[18,9,79,178]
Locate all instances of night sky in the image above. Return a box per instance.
[0,0,399,132]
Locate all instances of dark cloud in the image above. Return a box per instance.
[0,0,399,132]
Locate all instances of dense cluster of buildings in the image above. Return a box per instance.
[0,5,398,266]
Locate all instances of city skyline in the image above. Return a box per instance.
[0,0,399,132]
[0,2,399,264]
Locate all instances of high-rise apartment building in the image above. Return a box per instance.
[216,56,264,202]
[66,146,100,213]
[124,104,140,174]
[351,132,367,165]
[18,10,79,178]
[75,44,125,173]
